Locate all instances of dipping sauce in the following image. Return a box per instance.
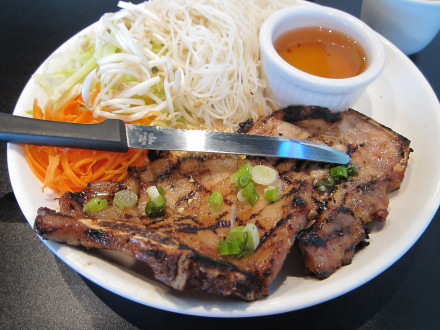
[274,26,367,79]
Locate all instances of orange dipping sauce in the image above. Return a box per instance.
[274,26,367,79]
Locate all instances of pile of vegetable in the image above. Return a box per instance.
[25,98,149,193]
[26,0,300,193]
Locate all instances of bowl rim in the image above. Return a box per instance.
[259,4,386,93]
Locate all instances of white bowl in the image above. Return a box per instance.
[361,0,440,55]
[259,5,386,112]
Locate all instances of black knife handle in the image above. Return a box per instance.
[0,112,128,152]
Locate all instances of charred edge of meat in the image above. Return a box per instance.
[34,207,65,236]
[361,112,412,146]
[296,207,368,279]
[66,191,86,205]
[146,238,264,299]
[278,105,342,124]
[349,108,412,146]
[236,118,254,133]
[85,228,110,244]
[355,240,370,251]
[181,250,264,300]
[347,144,358,157]
[127,166,143,180]
[34,219,57,236]
[147,150,171,162]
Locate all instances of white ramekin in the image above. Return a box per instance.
[259,5,386,112]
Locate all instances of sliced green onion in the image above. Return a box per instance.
[229,225,245,241]
[230,162,253,184]
[347,162,359,176]
[264,186,281,202]
[247,192,260,205]
[219,238,242,255]
[83,197,108,213]
[208,191,223,211]
[218,223,260,257]
[147,186,161,200]
[241,182,256,199]
[237,189,246,202]
[317,175,335,192]
[241,182,260,205]
[317,163,359,192]
[251,165,277,185]
[145,185,166,217]
[113,189,138,210]
[145,198,166,217]
[243,223,260,251]
[323,175,335,187]
[330,166,348,180]
[237,172,252,188]
[317,181,327,192]
[157,185,166,197]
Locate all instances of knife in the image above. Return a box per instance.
[0,112,349,164]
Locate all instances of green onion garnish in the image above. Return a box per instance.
[83,197,108,213]
[317,162,359,192]
[113,189,138,210]
[219,223,260,257]
[241,182,260,205]
[237,172,252,188]
[251,165,277,186]
[329,166,348,180]
[218,238,242,255]
[230,162,253,184]
[264,186,281,202]
[145,185,166,217]
[241,182,256,199]
[247,192,260,205]
[347,162,359,176]
[208,191,223,211]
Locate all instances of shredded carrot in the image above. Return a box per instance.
[24,95,159,194]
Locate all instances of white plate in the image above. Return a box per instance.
[7,4,440,318]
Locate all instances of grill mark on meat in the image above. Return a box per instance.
[155,157,183,181]
[260,214,292,245]
[292,195,307,208]
[174,223,225,234]
[85,228,109,244]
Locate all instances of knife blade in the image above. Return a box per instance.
[0,112,349,164]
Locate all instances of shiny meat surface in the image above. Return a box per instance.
[34,106,411,299]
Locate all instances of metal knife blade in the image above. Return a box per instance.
[0,112,349,164]
[126,124,349,164]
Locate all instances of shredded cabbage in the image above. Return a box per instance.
[35,0,300,130]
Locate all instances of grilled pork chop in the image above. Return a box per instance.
[34,106,411,300]
[243,106,411,278]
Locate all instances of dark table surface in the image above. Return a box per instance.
[1,1,439,329]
